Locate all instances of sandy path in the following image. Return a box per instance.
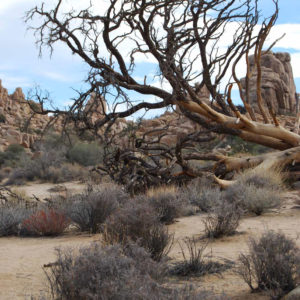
[14,181,86,200]
[0,189,299,299]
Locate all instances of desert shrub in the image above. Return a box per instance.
[44,242,219,300]
[0,113,6,123]
[21,208,70,236]
[103,199,173,261]
[146,185,186,224]
[203,201,241,238]
[225,183,282,215]
[37,132,68,152]
[237,231,300,299]
[0,144,26,167]
[7,158,86,184]
[62,184,127,233]
[46,163,88,183]
[184,178,222,212]
[170,237,231,277]
[67,142,103,166]
[0,168,8,182]
[0,203,30,236]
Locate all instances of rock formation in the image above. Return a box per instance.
[0,80,51,150]
[241,52,297,115]
[84,92,107,124]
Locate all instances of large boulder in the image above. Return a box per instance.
[241,52,298,115]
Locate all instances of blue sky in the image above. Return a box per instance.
[0,0,299,116]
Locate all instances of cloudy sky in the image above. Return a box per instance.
[0,0,300,112]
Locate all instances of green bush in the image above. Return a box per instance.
[225,136,270,155]
[0,144,26,167]
[0,113,6,123]
[67,142,103,166]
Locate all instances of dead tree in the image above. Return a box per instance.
[25,0,300,185]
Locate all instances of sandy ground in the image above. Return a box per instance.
[14,181,86,200]
[0,184,299,299]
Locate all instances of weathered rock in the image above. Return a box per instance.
[84,93,107,124]
[283,286,300,300]
[241,52,297,115]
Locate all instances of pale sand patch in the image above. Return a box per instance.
[12,181,86,200]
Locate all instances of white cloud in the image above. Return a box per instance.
[267,24,300,51]
[0,74,31,89]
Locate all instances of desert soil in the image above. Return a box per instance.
[0,182,299,299]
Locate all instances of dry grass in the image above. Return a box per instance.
[146,185,178,198]
[236,166,286,191]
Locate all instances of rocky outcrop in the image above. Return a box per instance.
[0,80,127,151]
[135,111,202,147]
[84,93,107,125]
[241,52,298,115]
[0,81,44,150]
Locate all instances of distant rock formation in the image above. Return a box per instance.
[0,80,51,150]
[241,52,297,115]
[0,80,126,151]
[84,92,107,125]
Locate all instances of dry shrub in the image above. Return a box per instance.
[62,184,128,233]
[203,201,241,238]
[22,208,70,236]
[170,237,232,276]
[237,231,300,299]
[0,189,34,236]
[103,199,173,261]
[225,167,285,215]
[0,167,12,182]
[146,185,186,224]
[0,203,30,236]
[225,183,282,215]
[184,178,221,212]
[44,242,222,300]
[47,163,88,183]
[7,154,87,184]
